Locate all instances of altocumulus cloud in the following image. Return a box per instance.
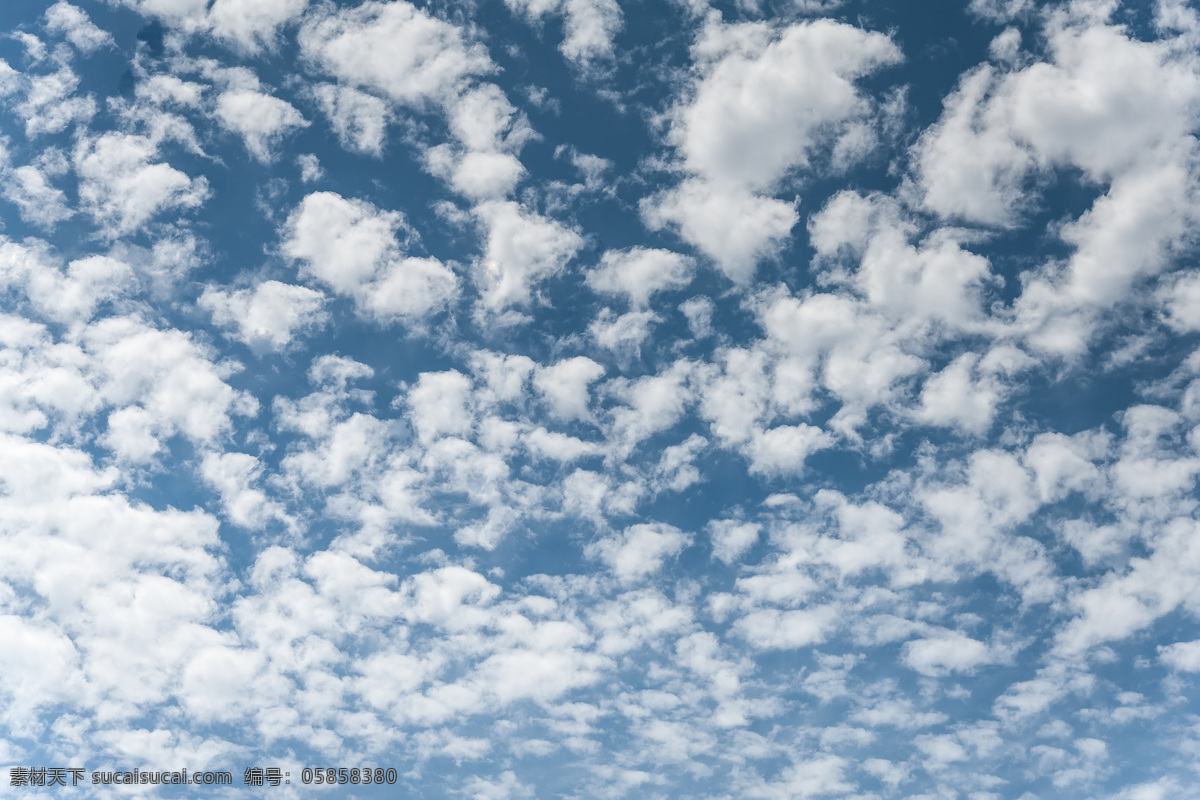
[0,0,1199,798]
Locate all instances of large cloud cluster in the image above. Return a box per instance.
[1,1,1200,798]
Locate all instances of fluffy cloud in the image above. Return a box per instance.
[207,0,309,52]
[111,0,308,52]
[1159,639,1200,672]
[472,200,582,313]
[588,308,659,360]
[15,64,97,138]
[200,451,292,530]
[312,83,390,156]
[902,631,995,676]
[733,607,838,650]
[708,519,760,564]
[84,317,258,462]
[912,4,1200,354]
[44,1,115,53]
[533,356,605,421]
[200,280,328,350]
[586,523,693,583]
[643,180,798,282]
[586,247,696,307]
[4,0,1200,795]
[0,243,133,325]
[74,132,210,238]
[283,191,459,322]
[0,434,228,727]
[298,1,493,107]
[1,158,74,229]
[505,0,623,67]
[426,85,534,201]
[914,353,1005,435]
[643,15,901,281]
[214,82,308,163]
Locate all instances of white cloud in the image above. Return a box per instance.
[586,523,692,583]
[16,64,97,138]
[911,64,1037,227]
[0,238,136,326]
[78,316,258,462]
[200,280,328,351]
[298,1,493,107]
[755,288,929,434]
[0,60,19,98]
[850,697,946,730]
[914,1,1200,228]
[270,357,440,545]
[808,190,994,333]
[40,257,135,325]
[13,32,47,63]
[44,1,115,53]
[1055,518,1200,657]
[0,433,229,728]
[674,17,900,189]
[107,0,209,31]
[505,0,624,67]
[642,178,797,284]
[284,191,400,294]
[968,0,1031,23]
[1110,404,1200,504]
[2,163,74,229]
[914,353,1004,435]
[733,606,838,650]
[533,356,605,422]
[214,85,308,163]
[1158,639,1200,671]
[525,427,599,462]
[708,520,760,564]
[448,84,535,163]
[745,423,833,475]
[989,26,1023,64]
[134,74,206,108]
[746,754,853,799]
[460,771,535,800]
[283,191,459,322]
[0,315,100,435]
[1162,270,1200,332]
[917,448,1050,595]
[643,15,900,281]
[74,132,210,238]
[588,308,658,360]
[7,0,1200,789]
[911,6,1200,355]
[586,247,695,308]
[559,0,623,65]
[200,451,292,530]
[296,152,323,182]
[312,83,390,156]
[1105,778,1190,800]
[407,369,475,444]
[207,0,309,53]
[426,85,534,201]
[473,200,582,312]
[607,360,693,457]
[902,631,994,676]
[811,490,924,584]
[653,433,707,493]
[1023,430,1108,504]
[679,295,714,338]
[1158,0,1200,38]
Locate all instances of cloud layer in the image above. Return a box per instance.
[1,1,1200,798]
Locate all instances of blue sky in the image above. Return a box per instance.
[2,0,1200,798]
